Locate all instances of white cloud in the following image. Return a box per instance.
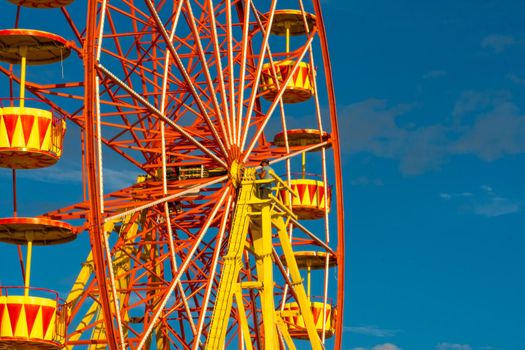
[351,177,384,187]
[439,192,473,200]
[440,186,520,217]
[481,34,516,53]
[481,185,493,193]
[452,101,525,161]
[452,91,496,119]
[12,166,83,184]
[423,70,447,79]
[350,344,402,350]
[436,343,471,350]
[4,163,138,192]
[340,91,525,175]
[102,167,140,191]
[373,344,402,350]
[344,325,398,337]
[340,99,411,157]
[474,197,520,217]
[341,99,449,175]
[508,73,525,85]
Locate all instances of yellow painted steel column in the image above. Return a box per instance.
[24,238,33,297]
[19,47,27,109]
[67,217,138,349]
[67,221,116,348]
[286,24,290,53]
[235,289,254,350]
[302,152,306,178]
[307,265,311,298]
[273,217,323,350]
[275,315,297,350]
[253,204,278,349]
[205,169,256,349]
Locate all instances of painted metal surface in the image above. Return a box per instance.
[0,1,345,349]
[266,9,317,36]
[0,29,72,65]
[0,107,65,169]
[7,0,75,8]
[281,301,336,340]
[260,61,315,103]
[0,217,75,245]
[273,128,331,148]
[277,178,331,220]
[0,293,67,350]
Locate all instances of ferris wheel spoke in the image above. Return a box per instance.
[193,192,233,349]
[270,141,331,167]
[103,174,228,224]
[61,7,84,44]
[239,0,277,151]
[97,82,153,164]
[144,0,229,159]
[224,0,238,145]
[97,64,227,167]
[102,222,127,349]
[242,33,315,162]
[183,0,232,151]
[206,0,235,148]
[136,185,231,350]
[233,0,251,146]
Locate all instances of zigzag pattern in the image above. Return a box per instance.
[260,61,315,103]
[278,179,331,219]
[0,297,58,342]
[0,108,65,169]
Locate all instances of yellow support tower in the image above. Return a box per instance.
[66,214,140,350]
[205,168,257,349]
[205,169,324,350]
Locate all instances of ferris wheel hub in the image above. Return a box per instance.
[229,159,244,188]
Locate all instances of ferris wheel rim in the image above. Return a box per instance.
[0,1,345,349]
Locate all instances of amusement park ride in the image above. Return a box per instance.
[0,0,344,349]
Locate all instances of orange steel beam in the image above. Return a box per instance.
[84,1,120,349]
[145,0,228,159]
[313,1,346,348]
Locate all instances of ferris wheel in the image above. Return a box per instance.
[0,0,345,349]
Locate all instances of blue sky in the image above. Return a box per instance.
[1,1,524,350]
[327,1,525,350]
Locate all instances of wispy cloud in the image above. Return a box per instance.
[440,185,520,217]
[474,197,520,217]
[2,163,138,192]
[423,70,447,79]
[436,343,471,350]
[101,168,141,191]
[451,90,509,119]
[481,35,519,53]
[374,345,402,350]
[340,99,449,175]
[351,344,402,350]
[451,98,525,161]
[351,176,384,187]
[341,91,525,175]
[344,325,398,337]
[439,192,472,200]
[507,73,525,85]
